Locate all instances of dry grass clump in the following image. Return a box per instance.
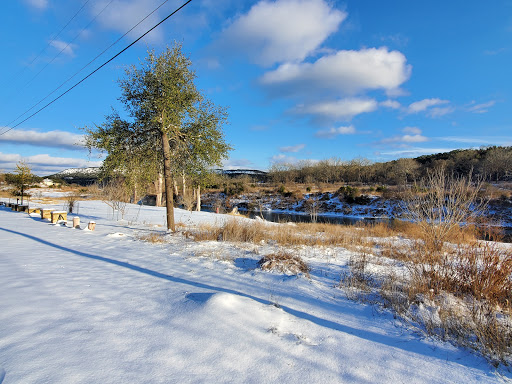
[188,219,375,250]
[339,253,377,302]
[137,232,168,244]
[258,251,310,277]
[344,240,512,365]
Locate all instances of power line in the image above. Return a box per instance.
[0,0,184,134]
[9,0,115,100]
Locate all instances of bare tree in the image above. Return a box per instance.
[404,167,486,251]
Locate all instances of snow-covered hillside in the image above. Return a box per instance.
[0,198,510,383]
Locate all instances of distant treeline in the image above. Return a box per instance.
[268,146,512,185]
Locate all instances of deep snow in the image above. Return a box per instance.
[1,197,510,383]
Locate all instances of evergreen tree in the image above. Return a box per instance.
[85,43,231,230]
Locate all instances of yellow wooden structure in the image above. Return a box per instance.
[50,211,67,224]
[40,208,55,220]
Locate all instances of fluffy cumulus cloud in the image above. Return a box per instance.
[295,98,378,121]
[376,127,428,146]
[261,48,411,96]
[219,0,346,66]
[0,152,102,175]
[279,144,305,153]
[0,129,86,150]
[315,125,356,139]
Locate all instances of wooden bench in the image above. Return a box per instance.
[40,208,55,220]
[50,211,67,224]
[16,205,28,212]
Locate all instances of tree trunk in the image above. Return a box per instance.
[196,185,201,211]
[161,131,175,231]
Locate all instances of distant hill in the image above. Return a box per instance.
[47,167,269,186]
[48,167,102,186]
[214,169,268,181]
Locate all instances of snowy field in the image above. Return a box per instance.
[1,197,511,383]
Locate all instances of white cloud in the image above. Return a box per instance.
[279,144,305,153]
[407,98,449,113]
[296,98,378,120]
[380,100,401,109]
[261,47,411,96]
[467,100,496,114]
[92,0,164,43]
[428,106,455,118]
[270,154,299,165]
[377,127,429,146]
[222,158,255,170]
[315,125,356,139]
[0,129,86,150]
[0,152,102,175]
[219,0,346,66]
[24,0,48,10]
[49,40,76,57]
[402,126,422,135]
[401,134,429,143]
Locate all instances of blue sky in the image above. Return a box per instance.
[1,0,511,175]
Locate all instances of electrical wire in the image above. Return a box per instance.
[10,0,115,99]
[0,0,183,135]
[0,0,91,91]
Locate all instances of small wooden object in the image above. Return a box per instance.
[40,209,54,220]
[28,207,41,214]
[17,205,28,212]
[51,211,67,224]
[73,217,80,229]
[87,221,96,231]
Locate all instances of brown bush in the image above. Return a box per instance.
[258,252,310,277]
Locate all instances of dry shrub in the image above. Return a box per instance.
[404,167,486,251]
[219,220,267,243]
[188,219,376,251]
[258,251,310,277]
[339,252,375,301]
[185,224,223,241]
[378,241,512,364]
[137,232,168,243]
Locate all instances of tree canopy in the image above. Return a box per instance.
[85,43,231,230]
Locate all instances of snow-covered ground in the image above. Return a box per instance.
[1,197,510,383]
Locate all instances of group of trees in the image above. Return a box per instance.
[268,147,512,186]
[84,43,231,231]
